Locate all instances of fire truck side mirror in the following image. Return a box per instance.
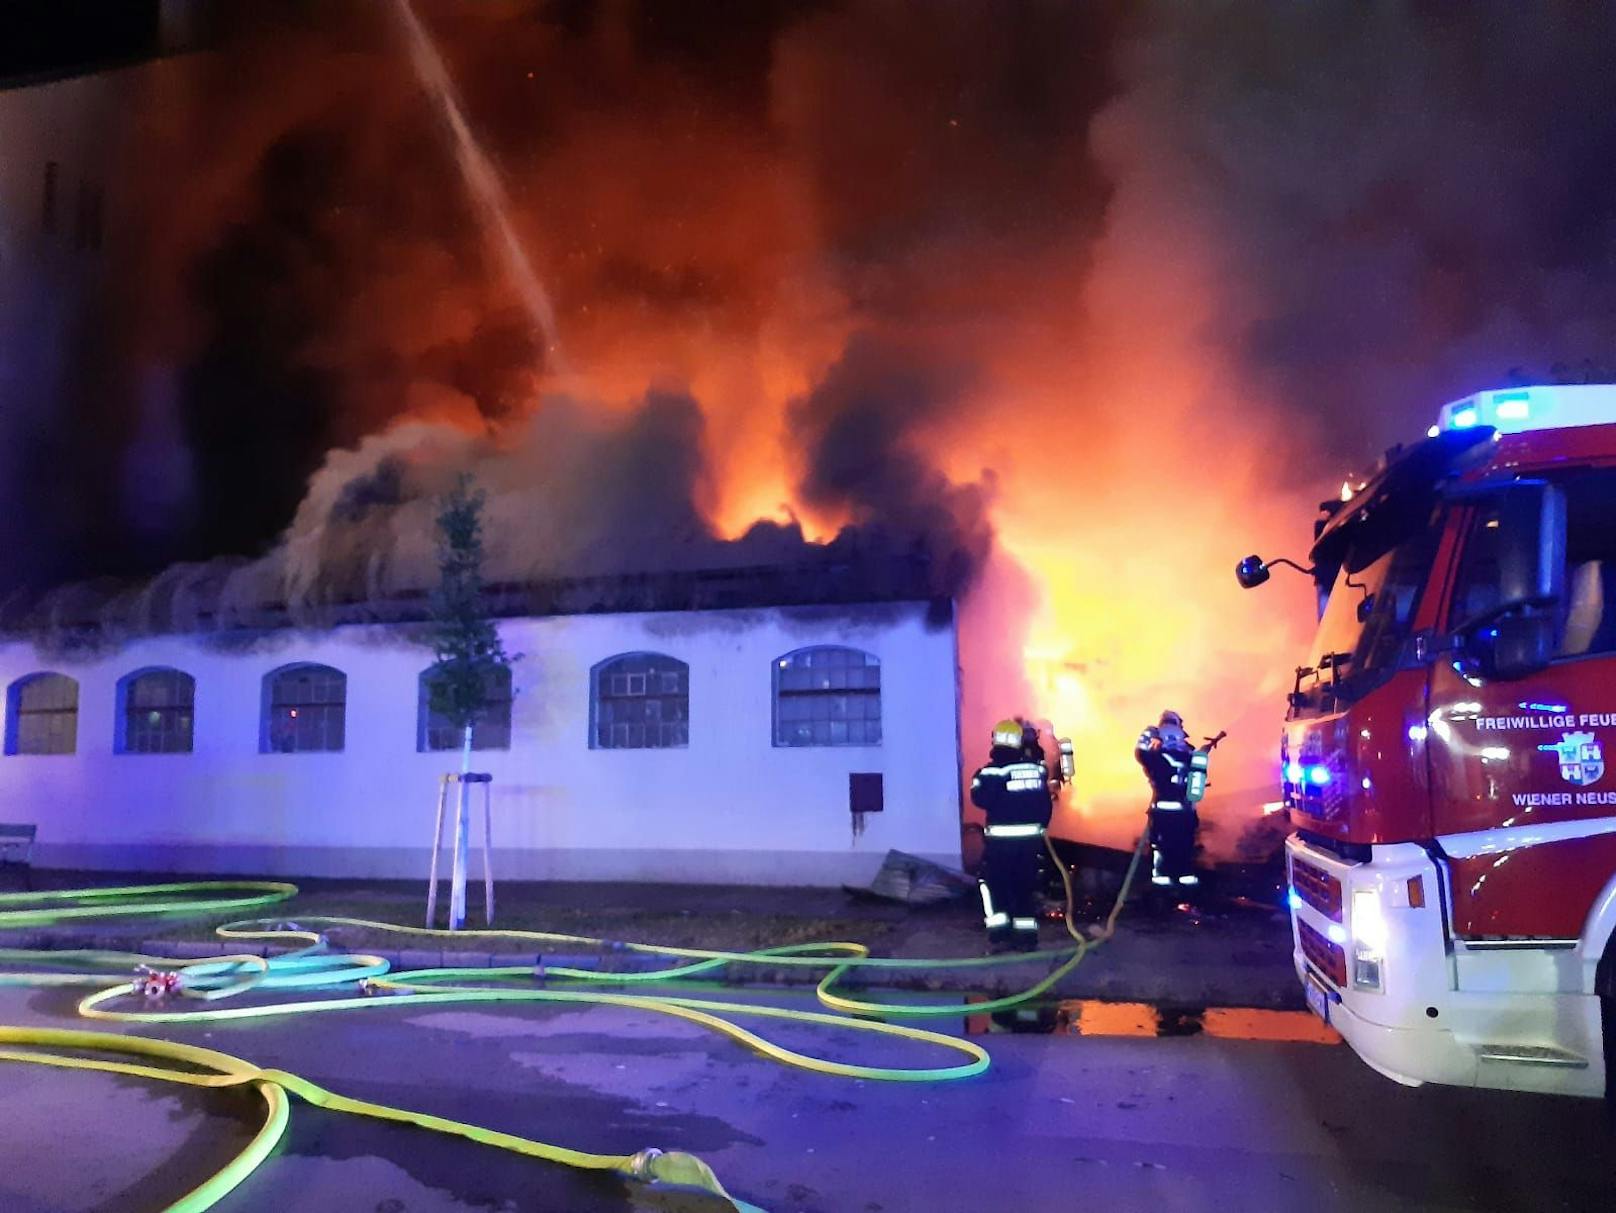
[1462,612,1557,682]
[1236,555,1271,589]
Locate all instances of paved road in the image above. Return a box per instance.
[1,980,1612,1213]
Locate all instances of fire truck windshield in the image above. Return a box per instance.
[1295,514,1441,713]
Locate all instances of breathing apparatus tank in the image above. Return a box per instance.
[1184,751,1210,803]
[1184,730,1227,803]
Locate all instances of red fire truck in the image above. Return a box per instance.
[1238,384,1616,1099]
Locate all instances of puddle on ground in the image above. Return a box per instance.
[964,997,1339,1044]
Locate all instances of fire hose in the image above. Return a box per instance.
[0,834,1145,1212]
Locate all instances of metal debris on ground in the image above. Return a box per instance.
[843,850,976,906]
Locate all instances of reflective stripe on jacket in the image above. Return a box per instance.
[970,759,1052,828]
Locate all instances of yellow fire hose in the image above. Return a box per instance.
[0,1024,757,1212]
[0,833,1145,1211]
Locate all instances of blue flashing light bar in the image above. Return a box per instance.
[1437,384,1616,436]
[1282,761,1332,789]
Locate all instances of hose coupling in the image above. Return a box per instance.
[626,1147,664,1179]
[134,967,184,1001]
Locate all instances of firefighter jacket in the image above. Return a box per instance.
[1135,726,1193,804]
[970,746,1053,829]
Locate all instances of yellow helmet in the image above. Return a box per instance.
[991,719,1023,748]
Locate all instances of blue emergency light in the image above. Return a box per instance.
[1282,760,1331,792]
[1436,385,1616,435]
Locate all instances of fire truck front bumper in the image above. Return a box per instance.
[1287,835,1480,1089]
[1293,953,1479,1088]
[1287,834,1607,1097]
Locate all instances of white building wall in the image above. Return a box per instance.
[0,601,963,886]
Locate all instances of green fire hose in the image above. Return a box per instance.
[0,834,1144,1211]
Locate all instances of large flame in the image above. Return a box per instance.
[22,3,1611,858]
[73,2,1394,856]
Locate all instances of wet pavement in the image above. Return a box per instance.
[3,975,1614,1212]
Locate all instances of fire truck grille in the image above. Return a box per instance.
[1291,855,1343,921]
[1298,919,1347,988]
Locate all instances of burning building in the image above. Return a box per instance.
[4,3,1611,878]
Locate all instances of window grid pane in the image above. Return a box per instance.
[18,675,78,712]
[9,674,78,755]
[593,654,689,749]
[124,671,195,754]
[774,648,880,748]
[265,666,346,753]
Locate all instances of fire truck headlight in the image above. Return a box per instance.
[1351,889,1386,992]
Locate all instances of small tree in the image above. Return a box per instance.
[426,474,510,930]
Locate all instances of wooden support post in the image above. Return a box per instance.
[425,775,451,928]
[481,778,495,925]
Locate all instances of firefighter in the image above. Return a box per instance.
[971,718,1054,952]
[1135,709,1202,891]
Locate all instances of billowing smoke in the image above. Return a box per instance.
[12,3,1616,853]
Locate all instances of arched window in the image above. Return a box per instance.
[773,646,881,747]
[4,673,79,756]
[261,663,346,754]
[418,663,513,752]
[117,668,195,754]
[591,653,688,749]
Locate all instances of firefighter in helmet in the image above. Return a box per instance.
[970,718,1054,951]
[1135,709,1203,891]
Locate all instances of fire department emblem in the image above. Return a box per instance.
[1539,731,1605,787]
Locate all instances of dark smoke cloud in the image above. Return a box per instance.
[10,0,1126,604]
[790,332,992,591]
[17,2,1616,600]
[12,3,1616,845]
[1108,4,1616,467]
